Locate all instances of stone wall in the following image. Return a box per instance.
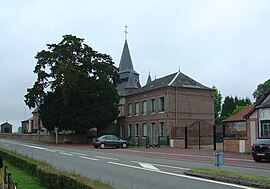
[0,133,89,144]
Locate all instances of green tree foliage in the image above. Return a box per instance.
[213,86,222,124]
[230,105,248,117]
[25,35,120,134]
[221,96,251,120]
[253,79,270,102]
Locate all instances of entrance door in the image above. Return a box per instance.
[150,123,156,145]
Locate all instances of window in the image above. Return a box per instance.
[261,121,270,138]
[128,103,132,116]
[135,102,140,116]
[143,123,148,136]
[159,97,165,112]
[135,124,139,136]
[128,124,132,137]
[150,99,156,114]
[120,125,124,138]
[142,100,147,115]
[159,122,165,136]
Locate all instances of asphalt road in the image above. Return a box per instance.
[0,139,268,189]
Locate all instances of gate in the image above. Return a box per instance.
[214,124,224,151]
[185,121,214,149]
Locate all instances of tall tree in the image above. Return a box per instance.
[221,95,251,119]
[213,86,222,124]
[221,96,235,118]
[25,35,120,134]
[253,79,270,102]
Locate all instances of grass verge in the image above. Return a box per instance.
[3,162,45,189]
[193,168,270,183]
[0,148,114,189]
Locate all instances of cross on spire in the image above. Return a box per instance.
[124,24,128,40]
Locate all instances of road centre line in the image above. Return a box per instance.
[51,149,65,153]
[107,162,256,189]
[70,152,88,156]
[45,149,57,152]
[78,156,99,161]
[131,161,190,171]
[60,152,74,156]
[20,144,46,150]
[94,156,119,161]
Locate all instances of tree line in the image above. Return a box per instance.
[214,78,270,124]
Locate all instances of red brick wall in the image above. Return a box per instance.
[224,138,240,152]
[117,86,214,148]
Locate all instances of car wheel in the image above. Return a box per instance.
[100,143,106,149]
[122,143,127,148]
[253,158,261,162]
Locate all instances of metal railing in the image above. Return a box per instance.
[4,166,17,189]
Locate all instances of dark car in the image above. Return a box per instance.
[252,138,270,162]
[93,135,128,149]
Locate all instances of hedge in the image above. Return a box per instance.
[0,148,113,189]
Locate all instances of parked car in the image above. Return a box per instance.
[93,135,128,149]
[251,138,270,162]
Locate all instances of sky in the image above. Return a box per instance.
[0,0,270,132]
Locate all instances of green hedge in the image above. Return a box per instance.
[0,149,112,189]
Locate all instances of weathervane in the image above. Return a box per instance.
[124,24,128,40]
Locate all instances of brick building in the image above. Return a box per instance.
[223,105,256,152]
[0,121,13,133]
[116,38,214,148]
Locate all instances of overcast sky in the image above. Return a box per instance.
[1,0,269,132]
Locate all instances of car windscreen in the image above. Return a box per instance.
[255,139,270,145]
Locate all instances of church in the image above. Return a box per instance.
[116,36,215,148]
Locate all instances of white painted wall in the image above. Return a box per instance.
[239,140,245,153]
[250,121,256,145]
[258,108,270,137]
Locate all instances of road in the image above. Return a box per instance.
[0,139,268,189]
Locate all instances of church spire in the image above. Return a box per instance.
[119,25,134,73]
[146,71,152,85]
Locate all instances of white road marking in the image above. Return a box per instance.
[131,161,190,171]
[78,156,99,161]
[108,162,256,189]
[51,149,65,153]
[20,144,46,150]
[70,152,88,156]
[60,152,74,156]
[95,156,119,161]
[45,149,57,152]
[137,162,160,171]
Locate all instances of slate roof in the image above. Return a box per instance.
[126,70,138,89]
[223,105,255,122]
[129,71,211,95]
[146,73,152,85]
[119,40,137,73]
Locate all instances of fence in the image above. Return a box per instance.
[4,166,17,189]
